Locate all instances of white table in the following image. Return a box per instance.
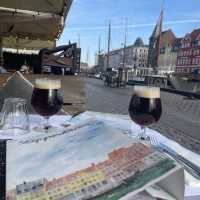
[1,111,200,199]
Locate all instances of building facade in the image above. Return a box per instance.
[98,38,148,71]
[176,29,200,74]
[131,38,149,68]
[157,29,177,74]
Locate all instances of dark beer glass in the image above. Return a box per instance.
[128,86,162,140]
[31,78,63,132]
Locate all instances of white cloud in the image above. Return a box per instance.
[66,18,200,31]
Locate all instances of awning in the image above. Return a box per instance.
[2,36,54,52]
[0,0,71,14]
[0,0,73,51]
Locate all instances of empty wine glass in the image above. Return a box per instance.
[0,98,29,135]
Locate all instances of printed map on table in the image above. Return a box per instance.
[6,120,176,200]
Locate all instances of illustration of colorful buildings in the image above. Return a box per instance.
[7,143,166,200]
[15,179,48,200]
[45,165,110,200]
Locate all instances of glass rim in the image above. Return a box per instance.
[4,98,27,102]
[35,78,61,81]
[35,78,61,89]
[133,85,160,98]
[133,85,160,90]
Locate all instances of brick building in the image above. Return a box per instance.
[176,28,200,74]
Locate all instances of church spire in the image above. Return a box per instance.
[150,7,163,39]
[147,2,164,71]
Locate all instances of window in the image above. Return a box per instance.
[102,180,108,185]
[92,185,97,189]
[160,47,165,54]
[81,188,86,193]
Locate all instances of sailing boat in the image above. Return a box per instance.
[169,71,200,94]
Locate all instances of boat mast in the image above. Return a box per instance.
[78,34,80,48]
[106,21,111,70]
[98,36,101,55]
[97,36,101,69]
[122,19,128,69]
[86,47,90,75]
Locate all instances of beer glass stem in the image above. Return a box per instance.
[44,117,50,131]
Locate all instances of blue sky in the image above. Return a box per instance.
[57,0,200,65]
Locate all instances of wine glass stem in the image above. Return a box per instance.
[44,117,50,130]
[141,126,147,140]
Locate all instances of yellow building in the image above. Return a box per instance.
[16,190,47,200]
[67,169,105,192]
[45,166,106,200]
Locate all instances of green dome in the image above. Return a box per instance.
[134,37,144,46]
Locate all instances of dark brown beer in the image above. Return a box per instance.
[31,79,63,117]
[129,86,162,126]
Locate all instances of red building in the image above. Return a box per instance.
[176,28,200,74]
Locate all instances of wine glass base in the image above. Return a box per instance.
[32,126,63,134]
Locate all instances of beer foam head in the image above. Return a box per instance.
[134,86,160,98]
[35,78,61,89]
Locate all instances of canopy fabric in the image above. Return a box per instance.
[0,12,63,40]
[0,0,72,42]
[0,0,68,14]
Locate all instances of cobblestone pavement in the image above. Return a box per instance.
[85,78,200,154]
